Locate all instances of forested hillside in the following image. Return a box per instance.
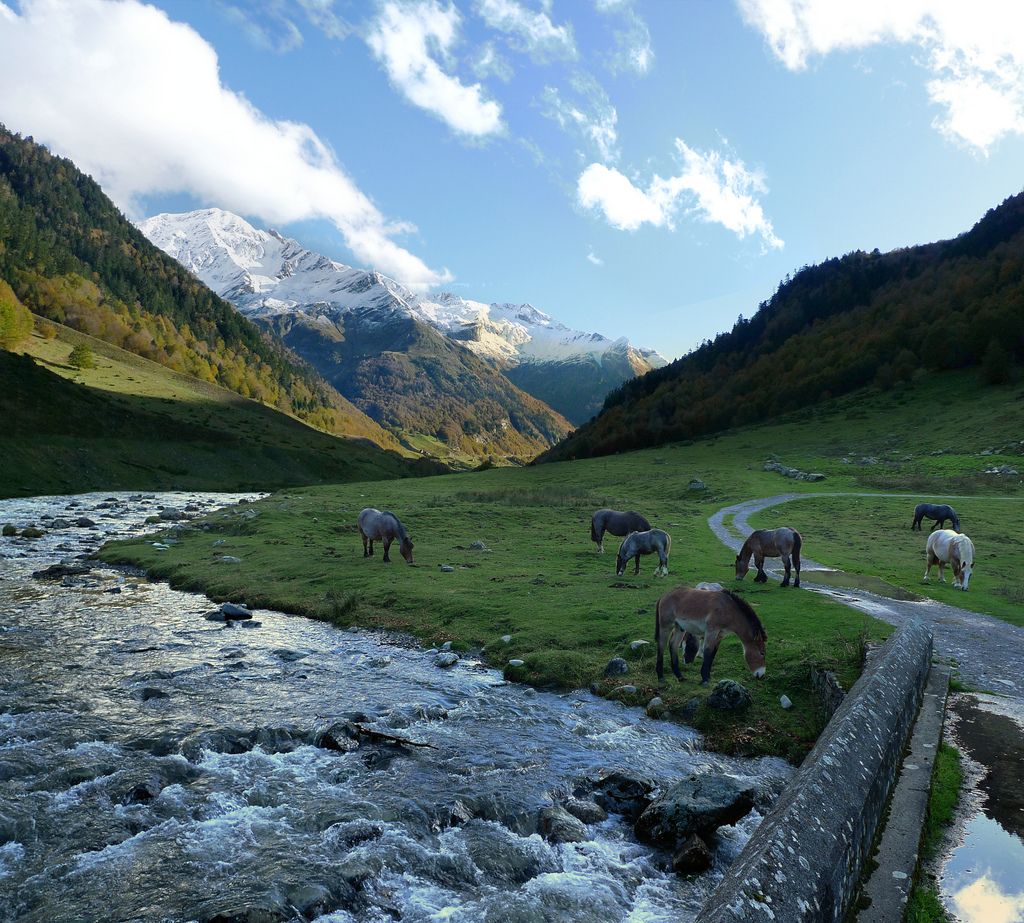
[260,309,572,464]
[543,192,1024,461]
[0,125,399,449]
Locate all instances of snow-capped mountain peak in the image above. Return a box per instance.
[139,208,666,373]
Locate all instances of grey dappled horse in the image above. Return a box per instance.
[616,529,672,577]
[358,508,414,563]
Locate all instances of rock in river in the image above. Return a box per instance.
[538,805,588,844]
[672,833,713,875]
[221,603,253,620]
[634,773,756,847]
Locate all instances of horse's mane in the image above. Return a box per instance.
[381,510,408,541]
[722,589,767,640]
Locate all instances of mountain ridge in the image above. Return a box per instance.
[540,190,1024,462]
[140,208,665,424]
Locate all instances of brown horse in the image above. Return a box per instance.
[655,586,767,684]
[735,527,802,588]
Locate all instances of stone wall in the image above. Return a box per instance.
[695,620,933,923]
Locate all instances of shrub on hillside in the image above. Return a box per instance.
[35,318,58,339]
[0,279,32,348]
[68,344,95,369]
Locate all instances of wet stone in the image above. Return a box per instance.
[538,805,588,843]
[588,769,656,821]
[563,797,608,824]
[672,833,713,875]
[635,773,757,847]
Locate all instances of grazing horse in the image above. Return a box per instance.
[735,527,802,588]
[924,529,975,590]
[655,586,767,684]
[591,509,652,554]
[616,529,672,577]
[912,503,961,533]
[358,508,414,564]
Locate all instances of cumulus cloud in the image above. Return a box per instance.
[0,0,448,286]
[586,249,604,266]
[475,0,577,61]
[737,0,1024,151]
[540,75,619,162]
[367,0,504,138]
[952,874,1024,923]
[577,140,782,248]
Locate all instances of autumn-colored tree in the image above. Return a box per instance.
[0,278,32,348]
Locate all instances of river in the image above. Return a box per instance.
[0,492,790,923]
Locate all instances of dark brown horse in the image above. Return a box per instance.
[590,509,652,553]
[735,527,802,588]
[655,586,767,684]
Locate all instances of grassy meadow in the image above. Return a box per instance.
[100,370,1023,762]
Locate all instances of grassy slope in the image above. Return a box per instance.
[0,323,418,498]
[99,369,1022,761]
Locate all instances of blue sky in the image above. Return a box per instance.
[2,0,1024,358]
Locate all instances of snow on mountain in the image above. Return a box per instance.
[139,208,666,371]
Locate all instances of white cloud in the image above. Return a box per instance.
[595,0,653,75]
[737,0,1024,151]
[540,77,619,162]
[472,41,514,81]
[0,0,448,286]
[475,0,577,61]
[952,874,1024,923]
[577,140,783,249]
[224,3,304,54]
[586,249,604,265]
[367,0,504,138]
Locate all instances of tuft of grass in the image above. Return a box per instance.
[318,589,361,624]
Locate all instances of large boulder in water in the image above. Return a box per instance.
[461,819,557,884]
[634,773,757,847]
[587,769,655,821]
[537,805,588,844]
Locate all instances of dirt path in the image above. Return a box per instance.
[708,493,1024,698]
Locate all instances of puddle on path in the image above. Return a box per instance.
[939,695,1024,923]
[803,568,924,601]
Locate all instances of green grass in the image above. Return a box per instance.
[0,323,419,498]
[95,368,1022,761]
[750,495,1024,626]
[907,742,963,922]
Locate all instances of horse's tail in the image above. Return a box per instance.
[723,589,767,640]
[664,531,672,558]
[590,514,599,543]
[655,596,661,643]
[792,529,802,559]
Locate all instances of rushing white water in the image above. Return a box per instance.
[0,492,790,923]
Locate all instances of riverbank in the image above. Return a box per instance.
[98,468,886,763]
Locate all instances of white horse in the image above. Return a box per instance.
[924,529,975,591]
